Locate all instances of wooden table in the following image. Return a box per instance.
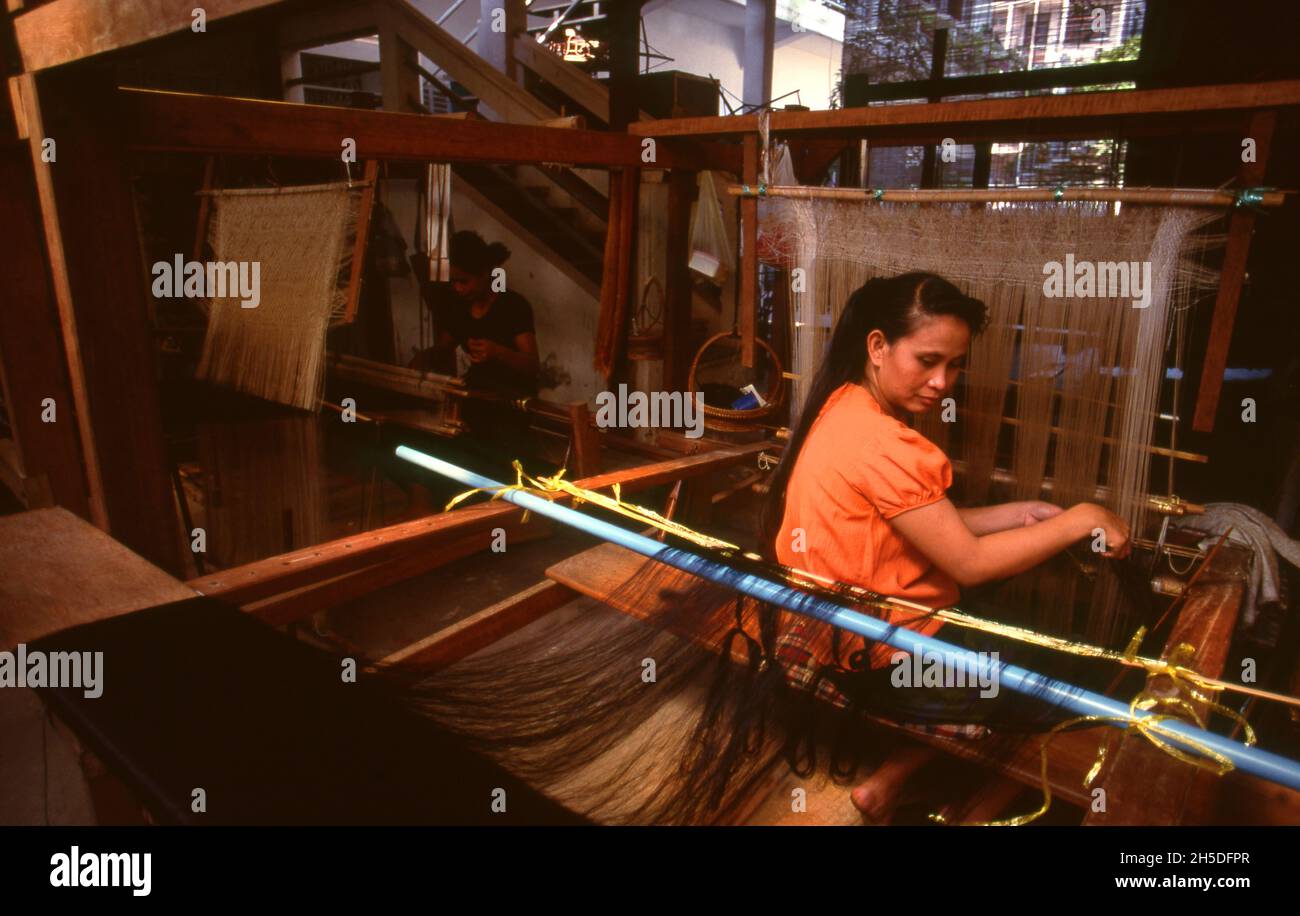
[0,507,194,651]
[0,508,196,823]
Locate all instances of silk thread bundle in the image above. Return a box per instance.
[197,414,325,570]
[770,197,1222,643]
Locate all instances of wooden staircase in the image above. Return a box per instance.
[279,0,646,293]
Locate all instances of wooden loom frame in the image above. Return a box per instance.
[4,0,1298,824]
[626,79,1300,437]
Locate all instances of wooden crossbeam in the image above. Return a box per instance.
[114,86,737,171]
[628,79,1300,140]
[379,579,577,670]
[242,514,552,627]
[188,442,768,605]
[11,0,284,72]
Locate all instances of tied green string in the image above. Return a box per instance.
[1053,184,1066,202]
[872,187,885,201]
[741,183,768,197]
[1234,186,1275,212]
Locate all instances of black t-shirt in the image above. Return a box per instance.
[425,282,538,397]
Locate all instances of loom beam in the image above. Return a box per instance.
[395,446,1300,794]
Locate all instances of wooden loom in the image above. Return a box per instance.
[5,1,1299,823]
[171,78,1300,824]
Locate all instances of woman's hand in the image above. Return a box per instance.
[1020,500,1064,527]
[1073,502,1132,559]
[466,338,499,363]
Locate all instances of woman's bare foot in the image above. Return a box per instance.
[850,744,939,823]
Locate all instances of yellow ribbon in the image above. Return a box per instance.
[936,640,1256,827]
[445,460,738,550]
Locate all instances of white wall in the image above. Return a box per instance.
[643,0,844,113]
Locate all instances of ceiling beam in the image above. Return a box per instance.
[12,0,288,72]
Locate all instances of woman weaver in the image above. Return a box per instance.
[763,272,1132,821]
[413,230,542,476]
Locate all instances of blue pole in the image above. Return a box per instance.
[395,446,1300,793]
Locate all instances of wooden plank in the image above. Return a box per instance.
[30,73,182,573]
[242,514,551,627]
[12,0,284,72]
[0,141,88,517]
[628,79,1300,139]
[115,86,714,170]
[1192,109,1276,432]
[740,134,758,368]
[0,508,194,651]
[187,443,769,605]
[379,579,577,669]
[278,0,379,52]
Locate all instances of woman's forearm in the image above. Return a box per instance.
[492,346,539,377]
[960,505,1097,585]
[958,502,1038,536]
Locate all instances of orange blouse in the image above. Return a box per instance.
[775,382,959,668]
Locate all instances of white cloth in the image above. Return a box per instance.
[1176,502,1300,626]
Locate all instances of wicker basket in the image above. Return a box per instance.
[686,331,785,431]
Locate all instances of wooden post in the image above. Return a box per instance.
[379,6,420,114]
[566,402,602,478]
[1191,110,1276,433]
[0,142,89,516]
[342,159,381,324]
[606,0,644,131]
[23,70,182,572]
[742,0,776,110]
[16,72,108,529]
[594,168,624,379]
[663,169,696,392]
[740,133,759,368]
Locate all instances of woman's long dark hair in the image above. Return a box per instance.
[760,272,989,550]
